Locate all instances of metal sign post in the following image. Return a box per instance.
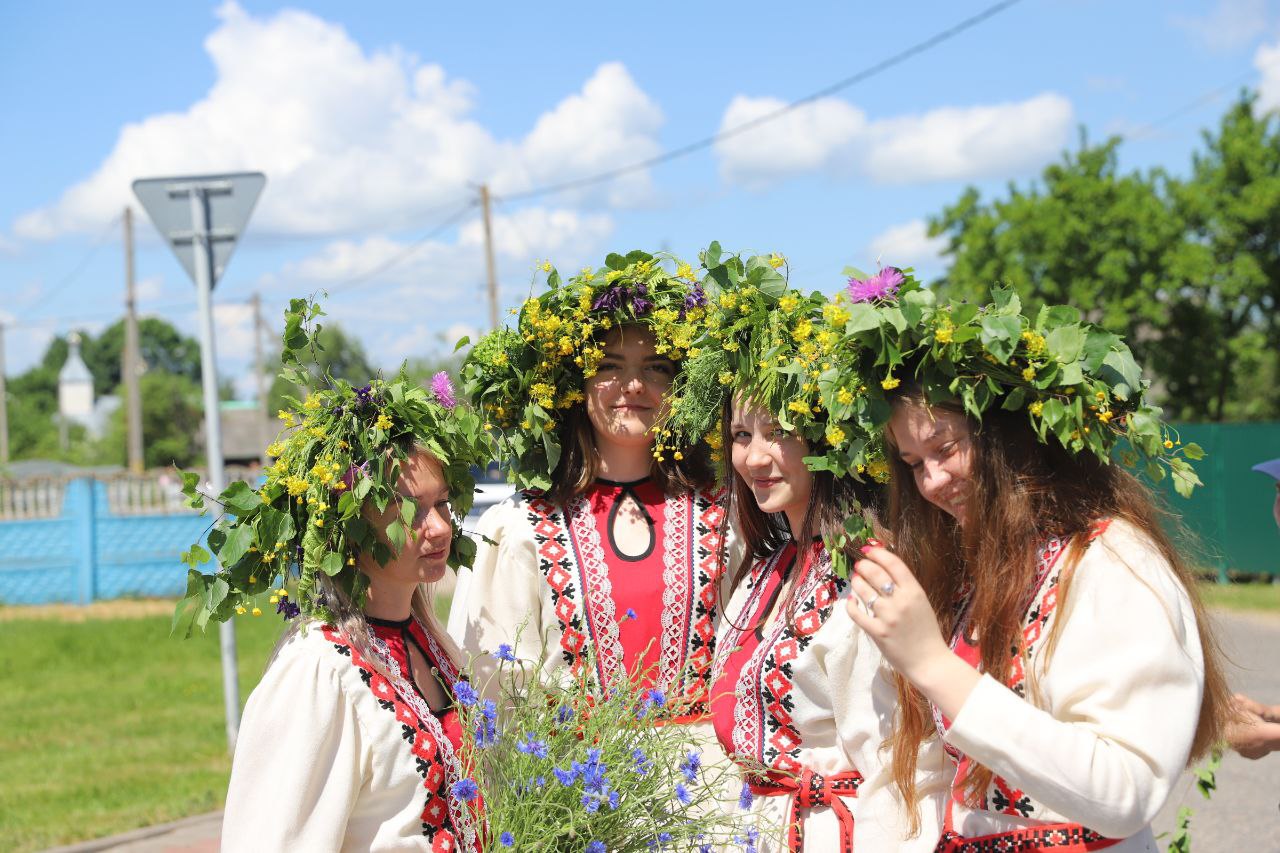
[133,172,266,754]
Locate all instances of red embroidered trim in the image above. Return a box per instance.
[320,625,459,846]
[524,486,726,701]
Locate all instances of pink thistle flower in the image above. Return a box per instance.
[431,371,457,409]
[847,267,904,303]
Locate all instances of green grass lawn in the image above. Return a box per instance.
[1199,579,1280,612]
[0,609,286,852]
[0,595,454,853]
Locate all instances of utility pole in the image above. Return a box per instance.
[123,206,144,473]
[479,184,499,330]
[0,322,9,466]
[252,292,269,457]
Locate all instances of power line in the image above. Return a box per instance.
[16,213,123,322]
[325,201,477,294]
[1127,58,1277,142]
[497,0,1025,204]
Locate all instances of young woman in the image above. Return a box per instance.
[451,254,732,719]
[187,306,493,853]
[847,390,1232,851]
[224,448,478,851]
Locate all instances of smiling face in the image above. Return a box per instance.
[584,325,676,451]
[359,451,454,589]
[888,403,975,527]
[729,398,813,531]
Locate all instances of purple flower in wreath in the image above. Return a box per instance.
[631,296,653,315]
[591,284,626,313]
[276,594,301,619]
[431,372,457,410]
[847,267,904,303]
[354,384,376,409]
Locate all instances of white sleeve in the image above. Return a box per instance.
[221,640,366,852]
[943,524,1205,838]
[452,498,546,685]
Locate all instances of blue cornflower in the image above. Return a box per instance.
[643,687,666,708]
[474,716,498,749]
[585,843,606,853]
[493,643,517,663]
[699,846,712,853]
[481,699,498,721]
[679,751,701,783]
[674,783,691,805]
[624,607,637,620]
[555,704,575,724]
[607,789,620,810]
[631,747,651,775]
[659,834,672,844]
[535,775,546,788]
[516,732,549,759]
[453,680,478,707]
[553,766,578,786]
[499,832,515,847]
[450,778,479,802]
[582,793,602,813]
[738,781,754,810]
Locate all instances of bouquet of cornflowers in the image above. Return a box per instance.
[827,278,1205,496]
[461,250,709,491]
[174,296,493,633]
[449,637,771,852]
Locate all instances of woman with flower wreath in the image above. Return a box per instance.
[181,299,492,852]
[450,250,735,725]
[661,254,941,852]
[837,283,1232,851]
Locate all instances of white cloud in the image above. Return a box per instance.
[866,219,948,273]
[1257,37,1280,112]
[12,3,663,242]
[714,96,866,188]
[211,301,257,357]
[713,92,1073,188]
[864,94,1073,184]
[1174,0,1270,52]
[135,275,165,302]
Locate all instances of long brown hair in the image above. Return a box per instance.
[718,396,884,626]
[546,324,716,505]
[883,390,1231,826]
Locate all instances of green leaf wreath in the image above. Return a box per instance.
[174,296,494,635]
[461,250,711,492]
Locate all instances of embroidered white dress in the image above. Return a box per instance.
[710,540,942,853]
[222,621,477,853]
[930,519,1206,853]
[449,480,731,707]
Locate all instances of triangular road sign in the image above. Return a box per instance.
[132,172,266,288]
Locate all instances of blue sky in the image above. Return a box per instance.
[3,0,1278,394]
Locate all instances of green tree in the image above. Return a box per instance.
[100,371,204,468]
[1160,92,1280,421]
[81,317,201,397]
[928,112,1280,422]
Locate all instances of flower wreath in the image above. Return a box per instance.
[175,296,494,633]
[658,244,894,575]
[461,250,710,492]
[828,276,1204,496]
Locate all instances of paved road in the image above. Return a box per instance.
[1151,609,1280,852]
[46,609,1280,852]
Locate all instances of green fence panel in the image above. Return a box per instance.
[1157,422,1280,580]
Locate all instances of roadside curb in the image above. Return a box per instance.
[41,812,222,853]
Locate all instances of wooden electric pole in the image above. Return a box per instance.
[123,206,144,473]
[479,184,499,330]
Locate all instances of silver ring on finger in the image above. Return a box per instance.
[879,581,897,597]
[865,593,879,612]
